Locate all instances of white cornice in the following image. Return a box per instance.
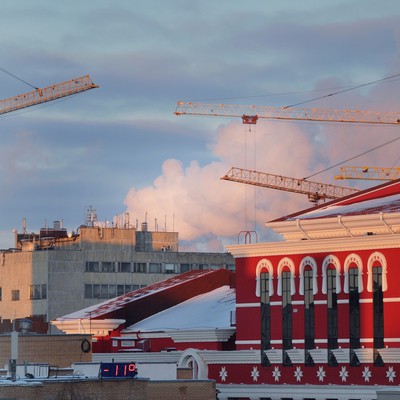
[267,212,400,241]
[226,233,400,258]
[51,319,125,336]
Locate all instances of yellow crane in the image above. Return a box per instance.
[222,167,359,204]
[334,166,400,181]
[0,75,98,115]
[175,101,400,125]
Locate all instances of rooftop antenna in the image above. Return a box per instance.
[22,218,27,235]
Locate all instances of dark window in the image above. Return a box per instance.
[134,262,146,273]
[101,262,114,272]
[373,266,384,365]
[124,284,132,293]
[29,284,47,300]
[85,284,92,298]
[108,284,116,298]
[149,263,162,273]
[282,270,292,351]
[86,261,99,272]
[118,262,131,273]
[260,271,271,365]
[0,287,2,301]
[180,263,190,273]
[327,268,338,349]
[117,285,125,296]
[11,290,20,301]
[42,284,47,299]
[92,284,100,298]
[304,268,315,350]
[349,267,360,365]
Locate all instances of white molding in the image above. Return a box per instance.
[226,233,400,258]
[170,328,235,343]
[52,318,125,336]
[236,302,258,308]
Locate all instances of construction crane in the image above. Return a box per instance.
[175,101,400,125]
[334,166,400,181]
[222,167,359,204]
[0,75,98,116]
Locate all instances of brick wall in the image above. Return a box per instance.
[0,334,92,368]
[0,378,216,400]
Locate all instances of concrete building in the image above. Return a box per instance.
[0,215,234,332]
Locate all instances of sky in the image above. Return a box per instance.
[0,1,400,251]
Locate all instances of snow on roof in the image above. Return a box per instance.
[274,180,400,222]
[56,269,221,321]
[289,193,400,220]
[122,286,235,332]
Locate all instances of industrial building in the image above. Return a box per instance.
[0,211,234,332]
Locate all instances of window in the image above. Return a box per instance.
[86,261,99,272]
[304,267,315,351]
[282,269,292,365]
[29,284,47,300]
[92,284,100,298]
[11,290,20,301]
[121,340,135,347]
[349,267,361,365]
[180,263,190,273]
[101,262,114,272]
[373,266,384,365]
[327,267,338,366]
[85,283,133,299]
[0,287,2,301]
[118,262,131,272]
[85,284,92,298]
[108,284,116,298]
[260,271,271,365]
[149,263,162,273]
[100,284,108,298]
[134,262,146,273]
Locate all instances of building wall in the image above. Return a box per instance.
[0,226,234,327]
[0,334,92,368]
[225,237,400,386]
[0,378,216,400]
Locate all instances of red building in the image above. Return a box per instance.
[54,180,400,399]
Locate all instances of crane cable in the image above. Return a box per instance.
[0,66,38,90]
[284,72,400,109]
[304,135,400,180]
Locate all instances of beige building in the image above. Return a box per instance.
[0,219,234,332]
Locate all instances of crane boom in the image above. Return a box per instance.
[335,166,400,181]
[175,101,400,125]
[0,75,98,116]
[222,167,359,204]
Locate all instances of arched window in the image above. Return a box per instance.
[344,254,363,294]
[299,256,318,295]
[368,253,385,360]
[255,259,274,365]
[255,259,274,297]
[367,252,387,292]
[277,257,295,296]
[322,255,341,294]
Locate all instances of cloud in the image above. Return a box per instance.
[123,67,400,252]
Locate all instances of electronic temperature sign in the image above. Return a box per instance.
[100,362,138,378]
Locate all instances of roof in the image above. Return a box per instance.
[122,285,235,333]
[272,179,400,222]
[54,268,234,333]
